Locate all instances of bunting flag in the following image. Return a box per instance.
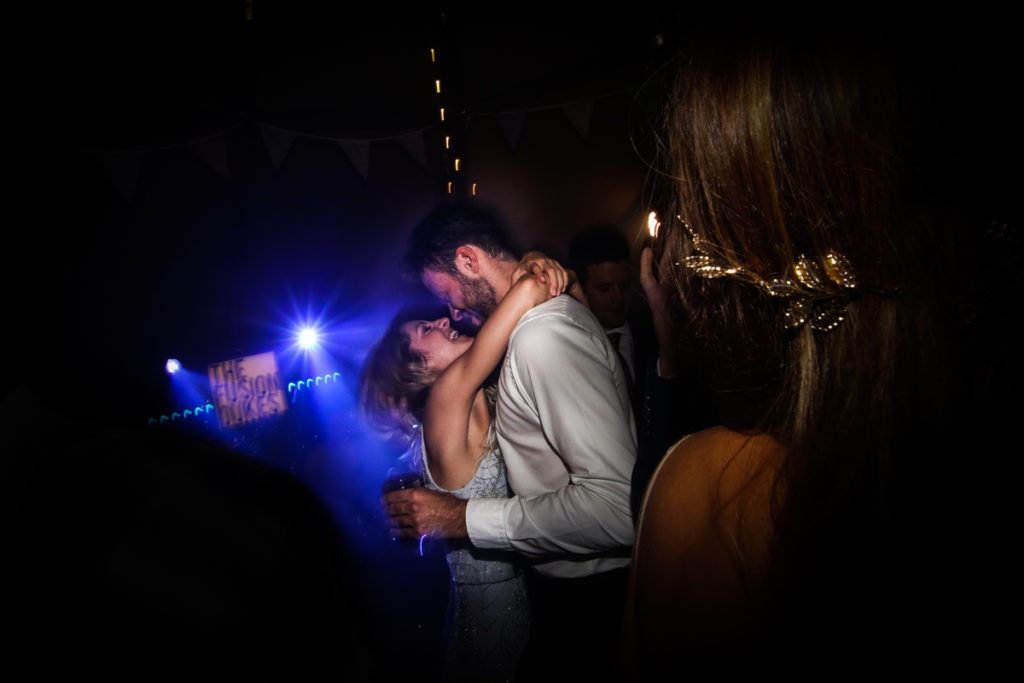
[495,111,527,151]
[337,139,371,179]
[84,93,617,202]
[396,129,427,169]
[560,99,595,141]
[94,149,145,202]
[186,132,230,178]
[257,122,297,170]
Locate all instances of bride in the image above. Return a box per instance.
[359,264,571,681]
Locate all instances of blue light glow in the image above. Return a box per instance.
[298,327,319,349]
[286,371,344,403]
[165,358,181,375]
[147,403,215,427]
[137,297,451,655]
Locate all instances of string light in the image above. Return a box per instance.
[147,403,216,427]
[287,372,342,395]
[432,14,465,199]
[472,183,477,195]
[148,369,346,426]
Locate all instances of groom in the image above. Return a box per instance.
[384,203,637,678]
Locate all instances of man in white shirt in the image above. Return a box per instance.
[384,203,636,678]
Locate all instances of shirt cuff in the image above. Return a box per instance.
[465,497,512,551]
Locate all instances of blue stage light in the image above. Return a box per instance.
[166,358,181,375]
[298,327,319,349]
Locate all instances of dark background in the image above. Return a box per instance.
[2,3,689,418]
[1,3,1016,679]
[1,4,686,677]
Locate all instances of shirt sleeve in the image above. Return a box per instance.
[468,310,637,557]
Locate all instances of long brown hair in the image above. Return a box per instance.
[357,308,440,448]
[655,35,988,664]
[358,306,500,460]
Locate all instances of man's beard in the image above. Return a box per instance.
[454,271,499,330]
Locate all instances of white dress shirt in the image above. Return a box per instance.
[465,295,637,578]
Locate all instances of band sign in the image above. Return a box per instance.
[207,351,286,429]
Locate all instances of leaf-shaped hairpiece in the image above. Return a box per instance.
[680,236,861,333]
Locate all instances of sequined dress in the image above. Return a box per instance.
[421,432,530,682]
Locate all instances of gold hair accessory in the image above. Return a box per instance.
[680,233,868,332]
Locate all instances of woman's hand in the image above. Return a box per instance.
[641,246,680,378]
[640,247,670,322]
[512,250,575,297]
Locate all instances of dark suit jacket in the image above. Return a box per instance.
[625,298,717,521]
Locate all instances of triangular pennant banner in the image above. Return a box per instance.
[186,132,229,178]
[396,130,427,169]
[561,99,595,141]
[94,149,145,202]
[495,111,527,150]
[257,123,297,170]
[337,139,370,179]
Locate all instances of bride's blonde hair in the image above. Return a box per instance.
[358,308,439,447]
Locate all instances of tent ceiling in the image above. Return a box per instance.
[8,3,681,145]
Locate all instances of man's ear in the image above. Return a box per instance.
[453,245,481,276]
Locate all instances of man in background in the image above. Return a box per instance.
[569,225,716,517]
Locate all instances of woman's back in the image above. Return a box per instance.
[631,428,782,679]
[629,23,1018,679]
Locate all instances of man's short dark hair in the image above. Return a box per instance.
[567,225,631,288]
[403,203,518,280]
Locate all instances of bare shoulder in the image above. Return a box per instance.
[633,427,786,643]
[645,427,784,507]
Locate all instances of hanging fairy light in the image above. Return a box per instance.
[430,11,470,199]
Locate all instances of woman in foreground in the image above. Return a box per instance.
[629,35,1014,678]
[360,266,569,681]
